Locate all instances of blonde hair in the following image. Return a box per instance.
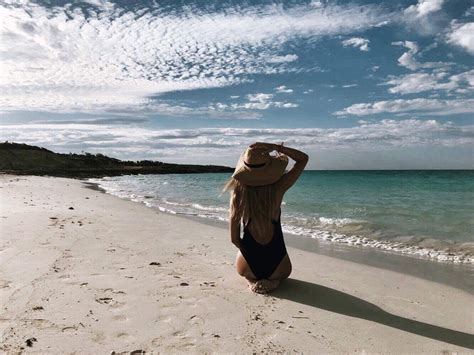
[223,177,278,240]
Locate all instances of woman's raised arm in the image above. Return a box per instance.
[276,144,308,192]
[250,142,308,192]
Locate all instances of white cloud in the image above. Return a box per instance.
[33,117,149,125]
[0,1,391,114]
[266,54,299,64]
[335,98,474,116]
[384,69,474,95]
[446,22,474,55]
[241,93,274,109]
[464,7,474,17]
[275,85,293,94]
[386,73,443,94]
[404,0,445,18]
[247,93,274,102]
[391,41,450,71]
[274,102,299,108]
[402,0,446,35]
[207,92,298,111]
[341,37,370,51]
[392,41,420,70]
[1,120,471,161]
[449,69,474,89]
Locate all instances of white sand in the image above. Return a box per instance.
[1,175,473,353]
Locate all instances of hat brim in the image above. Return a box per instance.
[232,152,288,186]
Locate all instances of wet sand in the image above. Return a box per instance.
[1,175,473,353]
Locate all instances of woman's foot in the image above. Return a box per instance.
[247,279,280,294]
[259,279,280,293]
[246,279,261,293]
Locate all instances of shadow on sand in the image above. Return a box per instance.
[272,279,474,350]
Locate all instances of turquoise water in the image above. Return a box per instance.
[91,170,474,263]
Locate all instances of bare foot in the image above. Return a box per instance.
[259,279,280,293]
[246,279,266,294]
[246,279,258,291]
[252,281,268,294]
[247,279,280,294]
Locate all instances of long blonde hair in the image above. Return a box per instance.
[223,177,278,239]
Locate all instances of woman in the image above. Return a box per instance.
[224,142,308,294]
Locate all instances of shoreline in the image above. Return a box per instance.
[87,173,473,265]
[1,175,473,352]
[84,180,474,293]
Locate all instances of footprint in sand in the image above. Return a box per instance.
[188,315,204,325]
[101,288,126,295]
[96,297,114,305]
[116,332,132,340]
[95,296,125,309]
[200,281,216,288]
[61,326,77,333]
[0,280,11,289]
[29,318,54,329]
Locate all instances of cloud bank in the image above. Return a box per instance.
[335,98,474,116]
[1,119,472,161]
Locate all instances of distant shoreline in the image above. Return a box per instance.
[0,141,234,178]
[0,169,233,179]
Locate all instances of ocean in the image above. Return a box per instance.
[89,170,473,264]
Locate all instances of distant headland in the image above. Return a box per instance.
[0,142,233,178]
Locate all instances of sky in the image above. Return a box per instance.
[0,0,473,169]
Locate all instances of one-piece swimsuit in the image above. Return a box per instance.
[240,209,287,280]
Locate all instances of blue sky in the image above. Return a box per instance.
[0,0,473,169]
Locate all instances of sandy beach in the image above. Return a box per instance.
[1,175,473,353]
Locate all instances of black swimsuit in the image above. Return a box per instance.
[240,209,288,280]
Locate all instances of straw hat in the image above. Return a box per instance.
[232,147,288,186]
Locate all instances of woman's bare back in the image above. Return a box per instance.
[244,187,285,244]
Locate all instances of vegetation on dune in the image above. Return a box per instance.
[0,142,233,178]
